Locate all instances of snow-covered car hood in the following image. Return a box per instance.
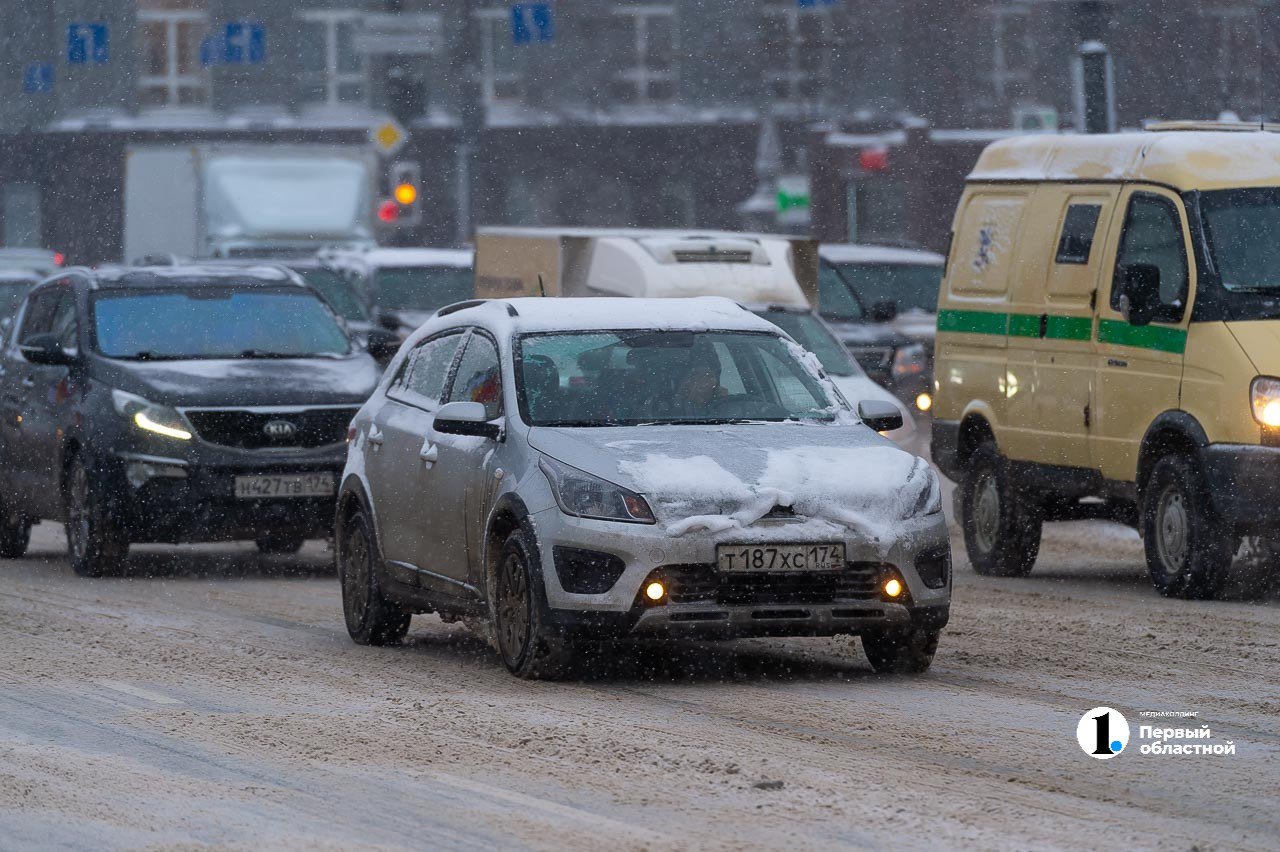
[527,422,938,541]
[92,354,382,408]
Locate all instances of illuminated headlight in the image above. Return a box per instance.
[111,389,193,441]
[891,343,927,380]
[1251,377,1280,428]
[540,456,656,524]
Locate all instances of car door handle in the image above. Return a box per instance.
[419,442,438,466]
[367,426,384,447]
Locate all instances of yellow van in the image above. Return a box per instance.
[932,123,1280,599]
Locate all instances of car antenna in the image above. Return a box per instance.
[537,274,547,297]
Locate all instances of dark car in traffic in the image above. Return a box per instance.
[0,265,383,576]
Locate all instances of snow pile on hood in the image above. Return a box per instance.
[619,445,937,541]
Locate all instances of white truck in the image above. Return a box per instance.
[123,143,377,262]
[473,227,916,444]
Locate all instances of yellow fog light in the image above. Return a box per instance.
[883,578,903,599]
[1263,400,1280,428]
[915,392,933,412]
[644,581,666,602]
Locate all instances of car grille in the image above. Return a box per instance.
[656,562,888,606]
[183,407,359,450]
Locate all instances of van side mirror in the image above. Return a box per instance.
[433,400,502,440]
[19,332,74,367]
[1119,263,1162,327]
[858,399,904,433]
[869,300,899,323]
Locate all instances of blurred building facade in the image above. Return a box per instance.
[0,0,1277,259]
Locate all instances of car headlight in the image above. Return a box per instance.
[111,389,193,441]
[1251,376,1280,428]
[540,456,655,524]
[905,459,942,518]
[891,343,927,380]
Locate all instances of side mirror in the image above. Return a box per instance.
[433,400,502,440]
[365,328,400,364]
[869,300,899,323]
[19,332,74,367]
[1119,263,1162,327]
[858,399,904,433]
[377,312,402,332]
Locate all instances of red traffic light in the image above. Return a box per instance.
[377,199,400,223]
[858,147,891,172]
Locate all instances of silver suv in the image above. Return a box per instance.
[337,297,950,678]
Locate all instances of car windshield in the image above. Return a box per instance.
[755,310,858,377]
[92,286,352,360]
[294,267,368,321]
[0,280,35,319]
[1200,188,1280,292]
[376,266,473,313]
[822,261,941,318]
[518,330,837,427]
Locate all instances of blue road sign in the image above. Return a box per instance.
[67,23,109,65]
[200,33,224,67]
[224,22,266,64]
[512,3,554,45]
[797,0,839,6]
[23,64,54,94]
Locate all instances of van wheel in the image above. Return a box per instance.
[961,442,1042,577]
[862,626,940,674]
[338,509,410,645]
[0,504,30,559]
[493,529,575,680]
[65,454,128,578]
[1141,454,1231,599]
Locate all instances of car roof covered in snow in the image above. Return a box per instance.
[323,247,473,272]
[75,264,307,290]
[819,244,943,266]
[969,128,1280,189]
[411,297,780,343]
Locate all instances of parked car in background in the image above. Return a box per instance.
[0,270,40,334]
[818,245,944,413]
[337,297,949,679]
[323,247,474,338]
[0,264,384,576]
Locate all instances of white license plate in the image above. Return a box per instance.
[234,474,335,499]
[716,543,846,573]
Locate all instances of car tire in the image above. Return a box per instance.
[1141,454,1232,600]
[338,508,410,645]
[255,532,307,555]
[65,454,128,578]
[961,441,1042,577]
[0,504,30,559]
[862,625,941,674]
[493,528,575,680]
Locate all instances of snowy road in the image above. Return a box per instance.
[2,517,1279,850]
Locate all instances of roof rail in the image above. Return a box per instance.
[1145,119,1280,133]
[436,299,489,317]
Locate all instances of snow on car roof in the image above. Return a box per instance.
[819,244,943,266]
[325,247,473,271]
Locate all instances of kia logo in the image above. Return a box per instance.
[263,419,298,441]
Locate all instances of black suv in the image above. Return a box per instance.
[0,265,383,576]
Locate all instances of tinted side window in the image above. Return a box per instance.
[1055,204,1102,264]
[445,333,502,419]
[1111,195,1188,321]
[51,291,78,350]
[393,332,464,409]
[18,288,63,345]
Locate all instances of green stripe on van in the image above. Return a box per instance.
[1096,319,1187,354]
[1007,313,1041,338]
[1045,315,1093,341]
[937,309,1008,336]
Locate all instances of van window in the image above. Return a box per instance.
[1111,194,1188,322]
[1055,204,1102,264]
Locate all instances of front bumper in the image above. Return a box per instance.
[100,447,346,544]
[530,506,951,639]
[1199,443,1280,530]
